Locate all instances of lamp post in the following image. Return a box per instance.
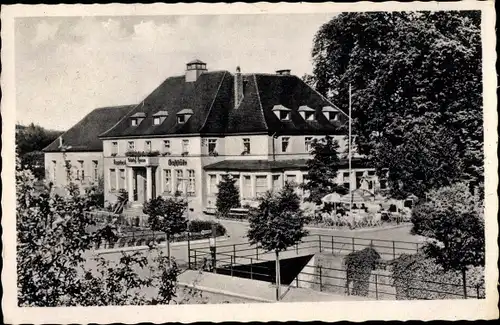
[348,84,353,214]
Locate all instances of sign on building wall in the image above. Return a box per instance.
[168,159,187,167]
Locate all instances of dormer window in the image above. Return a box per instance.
[130,112,146,126]
[322,106,340,122]
[153,110,168,125]
[298,105,315,121]
[176,109,194,124]
[272,105,291,121]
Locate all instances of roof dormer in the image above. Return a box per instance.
[322,106,340,122]
[177,109,194,124]
[298,105,315,121]
[130,112,146,126]
[272,105,291,121]
[186,59,207,83]
[153,110,168,125]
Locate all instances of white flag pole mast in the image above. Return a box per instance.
[348,84,353,213]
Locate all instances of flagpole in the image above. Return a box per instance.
[348,84,352,213]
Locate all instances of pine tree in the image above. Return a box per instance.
[302,135,347,205]
[215,174,241,218]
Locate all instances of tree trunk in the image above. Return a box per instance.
[275,250,281,301]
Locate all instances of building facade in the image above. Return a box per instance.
[43,105,135,195]
[97,60,384,213]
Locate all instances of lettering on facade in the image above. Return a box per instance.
[168,159,187,167]
[113,159,127,165]
[127,157,147,164]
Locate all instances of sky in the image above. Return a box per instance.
[15,14,336,131]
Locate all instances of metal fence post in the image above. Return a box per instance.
[319,266,323,291]
[250,258,253,280]
[375,273,379,300]
[230,255,234,276]
[256,246,259,259]
[319,235,322,252]
[392,241,396,260]
[233,244,236,264]
[416,242,419,253]
[187,233,191,269]
[331,236,334,253]
[296,275,299,288]
[194,250,197,269]
[462,270,468,299]
[476,285,480,299]
[352,237,355,252]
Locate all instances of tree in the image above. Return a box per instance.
[301,135,347,206]
[247,183,309,300]
[310,11,482,198]
[16,123,63,180]
[215,174,241,217]
[143,196,188,261]
[410,183,484,297]
[16,154,181,306]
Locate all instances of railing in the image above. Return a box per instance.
[188,239,485,300]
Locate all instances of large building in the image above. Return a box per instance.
[44,60,384,213]
[43,105,135,194]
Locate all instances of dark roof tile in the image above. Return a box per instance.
[43,105,135,152]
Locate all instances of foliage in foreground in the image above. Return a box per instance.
[411,183,485,272]
[390,253,485,300]
[16,156,182,306]
[344,247,381,296]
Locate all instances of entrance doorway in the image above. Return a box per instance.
[131,167,157,204]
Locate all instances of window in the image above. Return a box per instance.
[243,138,250,154]
[380,179,388,190]
[164,170,172,193]
[208,139,217,154]
[131,118,138,126]
[153,117,161,125]
[343,172,350,190]
[52,160,57,182]
[368,170,376,177]
[163,140,170,153]
[304,111,315,121]
[285,174,296,185]
[187,169,195,196]
[305,137,313,152]
[279,110,290,120]
[65,160,71,181]
[111,142,118,155]
[176,170,184,194]
[243,175,252,198]
[355,171,364,189]
[272,175,281,191]
[177,115,186,124]
[255,175,268,196]
[92,160,99,180]
[330,112,339,121]
[145,140,152,152]
[110,169,117,191]
[209,174,217,194]
[77,160,84,181]
[182,139,190,154]
[281,137,290,153]
[118,169,126,189]
[128,141,135,151]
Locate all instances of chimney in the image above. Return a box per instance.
[58,136,63,148]
[276,69,291,76]
[234,66,244,108]
[185,59,207,82]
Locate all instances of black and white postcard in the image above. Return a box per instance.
[1,2,498,323]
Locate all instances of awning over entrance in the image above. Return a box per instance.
[203,158,370,172]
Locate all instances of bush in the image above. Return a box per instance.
[390,253,485,300]
[344,246,381,296]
